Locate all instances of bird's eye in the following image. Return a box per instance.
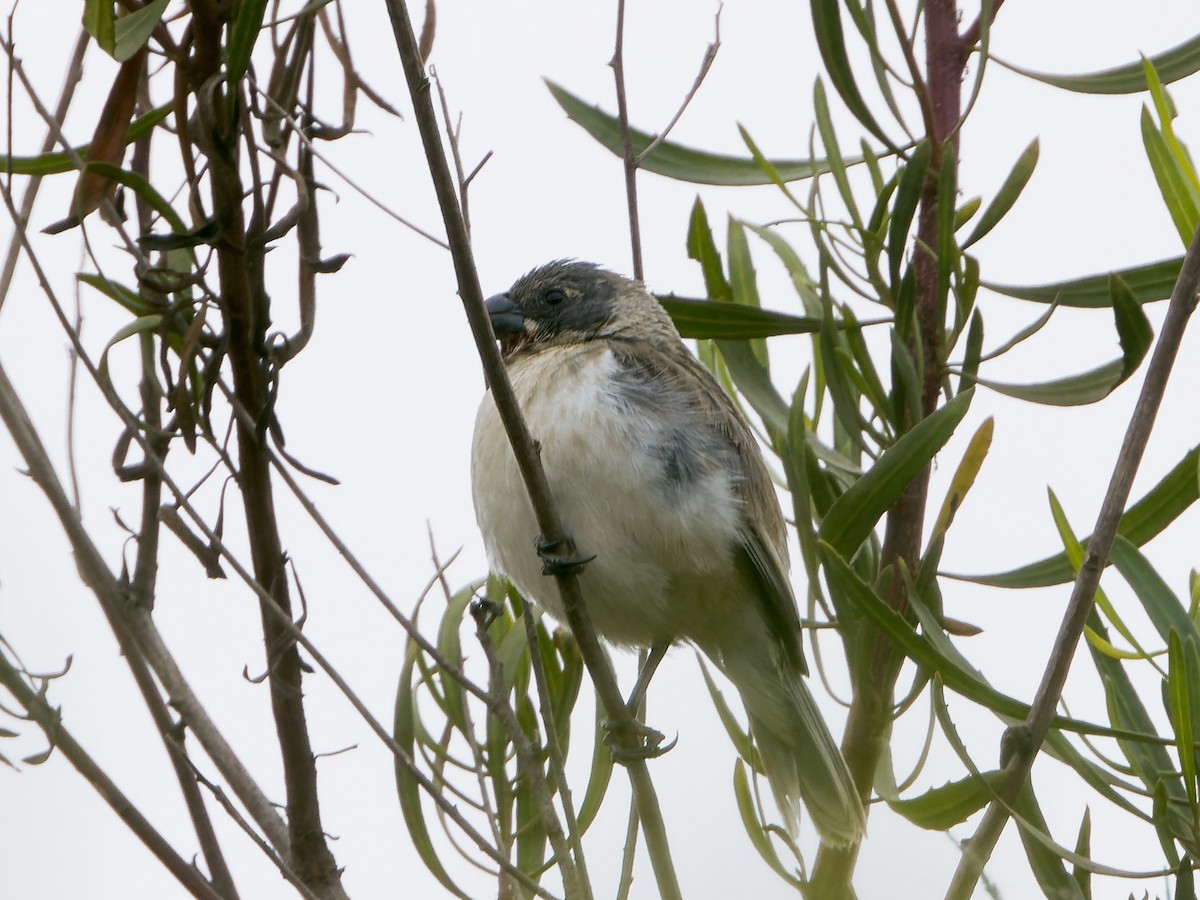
[545,289,566,306]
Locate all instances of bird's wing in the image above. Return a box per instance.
[606,338,807,674]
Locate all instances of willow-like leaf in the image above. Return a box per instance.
[658,295,823,340]
[888,771,1005,830]
[986,256,1181,307]
[1013,785,1088,900]
[0,105,171,176]
[727,219,768,366]
[814,78,862,228]
[548,80,876,186]
[394,645,472,900]
[83,0,116,55]
[574,703,614,833]
[820,389,972,558]
[1167,631,1200,810]
[888,141,931,300]
[733,761,804,888]
[809,0,895,149]
[1111,536,1200,646]
[227,0,269,85]
[113,0,169,62]
[1072,810,1092,899]
[931,416,993,538]
[959,446,1200,588]
[963,139,1039,248]
[973,275,1151,405]
[995,34,1200,94]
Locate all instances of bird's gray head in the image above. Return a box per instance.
[485,260,679,357]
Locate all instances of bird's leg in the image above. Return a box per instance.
[603,644,676,762]
[535,535,596,577]
[625,643,668,717]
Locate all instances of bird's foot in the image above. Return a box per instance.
[535,535,596,577]
[601,718,678,762]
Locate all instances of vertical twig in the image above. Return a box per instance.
[0,30,87,311]
[609,0,643,280]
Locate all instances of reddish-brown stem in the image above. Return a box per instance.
[811,2,969,895]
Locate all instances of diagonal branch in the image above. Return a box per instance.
[945,218,1200,900]
[381,0,681,896]
[0,649,224,900]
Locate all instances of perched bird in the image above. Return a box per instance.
[471,260,865,846]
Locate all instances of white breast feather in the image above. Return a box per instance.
[471,346,740,646]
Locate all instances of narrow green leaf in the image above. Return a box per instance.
[83,0,116,55]
[809,0,895,149]
[727,219,767,365]
[77,274,162,317]
[574,702,614,832]
[394,646,472,900]
[1111,536,1200,646]
[698,656,753,763]
[732,761,804,888]
[964,139,1039,248]
[227,0,269,84]
[739,125,805,209]
[1168,630,1199,809]
[1177,856,1197,900]
[820,299,867,454]
[958,445,1200,588]
[931,416,993,538]
[888,771,1004,830]
[954,197,982,231]
[996,34,1200,94]
[888,141,931,298]
[820,390,972,557]
[744,223,822,314]
[84,163,187,233]
[1013,784,1088,900]
[820,542,1155,741]
[434,586,475,734]
[974,360,1127,406]
[973,274,1152,406]
[547,80,881,186]
[1072,809,1092,900]
[814,79,861,229]
[657,295,823,339]
[1142,106,1200,244]
[0,105,170,176]
[1048,490,1152,660]
[686,199,731,300]
[113,0,169,62]
[716,339,789,437]
[986,256,1181,307]
[959,309,984,391]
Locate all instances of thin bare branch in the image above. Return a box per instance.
[608,0,643,280]
[635,7,721,164]
[381,0,681,895]
[945,217,1200,900]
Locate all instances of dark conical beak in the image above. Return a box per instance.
[485,293,525,336]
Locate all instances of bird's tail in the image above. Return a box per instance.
[720,647,865,847]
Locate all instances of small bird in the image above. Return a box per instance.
[471,260,865,846]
